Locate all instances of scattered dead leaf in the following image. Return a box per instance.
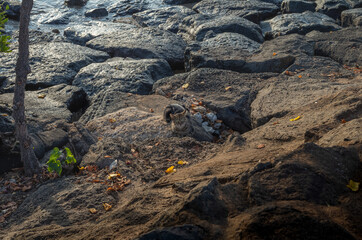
[165,166,176,174]
[257,144,265,149]
[272,52,277,56]
[177,160,189,165]
[225,86,232,91]
[290,116,301,121]
[149,108,154,113]
[273,122,279,125]
[347,180,360,192]
[1,113,8,117]
[341,119,347,123]
[103,203,112,211]
[285,70,295,76]
[155,142,160,146]
[107,173,120,180]
[109,118,116,123]
[37,94,46,99]
[89,208,97,214]
[182,83,189,89]
[298,75,302,78]
[104,155,112,158]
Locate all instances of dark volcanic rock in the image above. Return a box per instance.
[0,42,109,92]
[86,27,186,69]
[64,22,136,45]
[185,33,261,72]
[251,56,355,127]
[137,225,205,240]
[341,8,362,27]
[154,68,278,132]
[64,0,87,6]
[73,58,173,97]
[315,0,351,19]
[108,0,148,16]
[281,0,317,13]
[248,143,360,205]
[85,8,108,18]
[239,204,355,240]
[306,27,362,66]
[1,0,21,20]
[193,0,279,23]
[178,14,264,43]
[37,11,71,25]
[132,6,195,33]
[163,0,200,5]
[261,11,341,39]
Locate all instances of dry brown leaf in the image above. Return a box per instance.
[103,203,112,211]
[89,208,97,214]
[341,119,347,123]
[37,94,46,99]
[257,144,265,149]
[225,86,232,91]
[149,108,154,113]
[272,52,277,56]
[109,118,116,123]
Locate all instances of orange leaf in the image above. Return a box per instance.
[149,108,154,113]
[225,86,232,91]
[341,119,347,123]
[103,203,112,211]
[257,144,265,149]
[109,118,116,123]
[272,52,277,56]
[1,113,8,117]
[107,187,115,192]
[104,155,112,158]
[89,208,97,214]
[298,75,302,78]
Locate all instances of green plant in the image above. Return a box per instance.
[0,3,11,53]
[46,147,76,176]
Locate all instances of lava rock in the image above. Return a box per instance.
[64,0,87,7]
[341,8,362,27]
[85,8,108,18]
[108,0,148,16]
[132,6,195,33]
[281,0,317,13]
[261,11,341,39]
[85,27,186,69]
[193,0,279,23]
[137,225,205,240]
[315,0,351,19]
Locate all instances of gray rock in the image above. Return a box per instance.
[73,58,173,97]
[0,104,14,133]
[1,0,21,20]
[163,0,201,5]
[341,8,362,26]
[242,34,314,73]
[261,11,341,39]
[347,0,362,8]
[132,6,195,33]
[85,8,108,18]
[64,0,87,6]
[185,33,261,72]
[64,22,136,45]
[281,0,317,13]
[0,42,109,92]
[86,27,186,69]
[316,0,351,19]
[153,68,278,132]
[37,11,71,25]
[108,0,148,16]
[31,129,68,159]
[193,0,279,23]
[250,56,355,127]
[178,14,264,43]
[306,27,362,66]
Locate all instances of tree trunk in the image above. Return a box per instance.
[13,0,40,176]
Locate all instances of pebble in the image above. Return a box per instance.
[206,112,217,123]
[193,112,203,124]
[193,106,206,113]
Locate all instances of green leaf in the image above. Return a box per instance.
[64,147,76,165]
[46,147,62,175]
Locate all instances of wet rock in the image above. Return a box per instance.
[108,0,148,17]
[193,0,279,23]
[86,107,172,143]
[185,33,261,72]
[306,27,362,66]
[64,22,136,45]
[251,56,355,127]
[136,225,205,240]
[132,6,195,33]
[85,8,108,18]
[86,27,186,69]
[73,58,173,97]
[1,0,21,20]
[154,68,278,132]
[64,0,87,7]
[281,0,317,13]
[242,34,313,73]
[248,143,360,205]
[316,0,351,19]
[261,11,341,39]
[37,11,71,25]
[0,42,109,92]
[341,8,362,27]
[239,204,355,239]
[178,14,264,43]
[163,0,201,5]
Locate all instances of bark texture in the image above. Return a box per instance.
[13,0,40,176]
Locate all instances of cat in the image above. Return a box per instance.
[163,104,213,142]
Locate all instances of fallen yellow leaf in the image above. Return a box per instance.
[1,113,8,117]
[165,166,176,174]
[108,173,120,180]
[89,208,97,214]
[290,116,301,121]
[347,180,360,192]
[182,83,189,89]
[103,203,112,211]
[225,86,232,91]
[37,94,46,99]
[177,160,189,165]
[109,118,116,123]
[272,52,277,56]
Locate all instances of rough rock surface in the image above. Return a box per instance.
[85,27,186,69]
[0,42,109,92]
[261,11,341,39]
[108,0,148,16]
[132,6,195,33]
[185,33,261,72]
[73,58,173,97]
[315,0,351,19]
[193,0,279,23]
[341,8,362,27]
[281,0,317,13]
[178,14,264,43]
